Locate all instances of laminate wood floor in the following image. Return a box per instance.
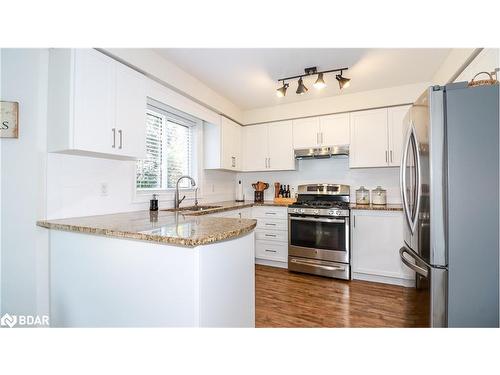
[255,265,428,327]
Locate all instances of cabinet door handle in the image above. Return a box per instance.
[231,156,236,168]
[118,129,123,149]
[268,157,271,169]
[385,150,388,163]
[112,128,116,148]
[390,150,393,163]
[265,249,277,253]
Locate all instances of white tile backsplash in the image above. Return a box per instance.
[236,157,401,204]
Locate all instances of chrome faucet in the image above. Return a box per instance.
[174,175,196,209]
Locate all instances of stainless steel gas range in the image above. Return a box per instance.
[288,184,350,280]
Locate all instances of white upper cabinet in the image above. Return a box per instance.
[114,63,147,159]
[242,124,268,171]
[242,121,295,172]
[388,105,411,167]
[349,108,389,168]
[267,121,295,170]
[293,114,350,149]
[221,117,242,170]
[292,117,320,148]
[204,117,242,171]
[349,106,411,168]
[319,113,350,147]
[48,49,147,160]
[72,49,115,155]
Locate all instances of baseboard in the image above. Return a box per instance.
[352,272,415,288]
[255,258,288,269]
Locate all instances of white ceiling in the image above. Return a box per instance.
[155,48,451,110]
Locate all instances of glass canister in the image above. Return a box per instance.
[355,186,370,205]
[372,186,387,205]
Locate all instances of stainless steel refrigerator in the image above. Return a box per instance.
[399,82,499,327]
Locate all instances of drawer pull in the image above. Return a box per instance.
[265,212,277,215]
[264,234,277,237]
[265,249,277,253]
[290,258,344,272]
[265,223,276,226]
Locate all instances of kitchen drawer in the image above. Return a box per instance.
[252,206,288,220]
[219,208,252,219]
[255,240,288,262]
[256,218,288,231]
[255,229,288,242]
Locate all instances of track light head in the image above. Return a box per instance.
[296,77,308,95]
[336,73,351,90]
[276,82,289,97]
[313,72,326,89]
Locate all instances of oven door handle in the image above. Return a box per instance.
[289,216,345,223]
[290,258,346,272]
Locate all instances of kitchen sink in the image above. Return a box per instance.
[164,205,222,212]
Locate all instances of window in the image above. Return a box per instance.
[136,101,196,190]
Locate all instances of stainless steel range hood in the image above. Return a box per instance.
[294,145,349,159]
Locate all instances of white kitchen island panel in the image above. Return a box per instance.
[49,230,255,327]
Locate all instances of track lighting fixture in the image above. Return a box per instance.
[276,66,350,97]
[276,82,289,97]
[296,77,308,95]
[313,72,326,89]
[336,71,351,89]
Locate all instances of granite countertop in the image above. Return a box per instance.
[349,203,403,211]
[37,210,257,247]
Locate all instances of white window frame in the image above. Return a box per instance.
[133,98,201,203]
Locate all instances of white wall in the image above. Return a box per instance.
[432,48,479,85]
[242,82,429,124]
[455,48,499,82]
[103,48,243,123]
[46,154,237,219]
[237,158,401,204]
[0,49,49,317]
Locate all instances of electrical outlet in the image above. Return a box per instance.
[100,183,108,196]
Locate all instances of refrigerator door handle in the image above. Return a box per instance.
[400,125,412,230]
[400,123,421,234]
[399,246,429,278]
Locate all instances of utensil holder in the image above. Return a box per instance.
[254,191,264,203]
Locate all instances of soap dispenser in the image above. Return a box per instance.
[150,194,159,211]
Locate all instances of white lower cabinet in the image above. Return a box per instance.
[351,210,415,286]
[252,206,288,267]
[255,240,288,262]
[209,208,251,219]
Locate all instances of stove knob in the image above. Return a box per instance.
[300,208,305,214]
[313,209,319,215]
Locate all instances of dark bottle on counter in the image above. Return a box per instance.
[278,185,283,198]
[150,194,159,211]
[286,185,290,198]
